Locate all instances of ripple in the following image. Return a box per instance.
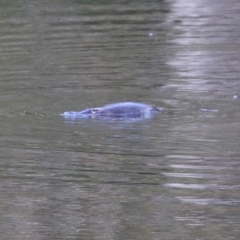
[165,183,240,190]
[177,197,240,206]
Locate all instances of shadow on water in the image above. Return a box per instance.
[0,0,240,239]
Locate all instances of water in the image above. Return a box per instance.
[0,0,240,239]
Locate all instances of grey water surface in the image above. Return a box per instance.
[1,0,240,239]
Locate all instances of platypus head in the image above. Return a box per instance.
[78,108,102,116]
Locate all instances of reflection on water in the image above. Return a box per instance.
[0,0,240,239]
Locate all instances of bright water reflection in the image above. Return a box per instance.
[0,0,240,239]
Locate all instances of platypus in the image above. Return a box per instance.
[61,102,163,119]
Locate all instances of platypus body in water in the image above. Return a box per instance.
[61,102,163,119]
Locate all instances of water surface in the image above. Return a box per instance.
[0,0,240,239]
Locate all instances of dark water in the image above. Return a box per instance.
[1,0,240,239]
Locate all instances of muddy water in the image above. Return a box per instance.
[0,0,240,239]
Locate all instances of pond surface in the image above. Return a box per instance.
[0,0,240,239]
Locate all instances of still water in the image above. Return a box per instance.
[0,0,240,239]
